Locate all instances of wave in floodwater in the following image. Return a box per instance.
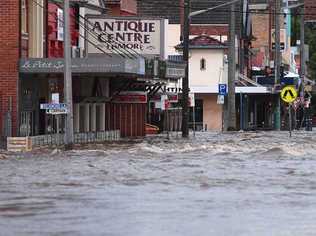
[1,131,316,236]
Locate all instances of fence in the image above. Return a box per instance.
[30,130,120,148]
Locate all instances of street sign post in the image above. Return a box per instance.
[218,84,228,96]
[280,86,298,137]
[217,95,225,105]
[281,86,297,104]
[46,108,69,115]
[40,103,68,110]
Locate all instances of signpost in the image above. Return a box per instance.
[40,103,68,110]
[188,93,195,136]
[218,84,228,96]
[281,86,298,137]
[40,103,69,135]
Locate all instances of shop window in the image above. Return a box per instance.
[200,58,206,71]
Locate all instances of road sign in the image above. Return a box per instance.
[217,95,225,104]
[40,103,68,110]
[280,86,297,103]
[218,84,227,96]
[46,108,69,115]
[189,93,195,107]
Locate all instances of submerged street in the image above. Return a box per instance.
[1,131,316,236]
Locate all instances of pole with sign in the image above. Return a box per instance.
[189,93,195,136]
[161,95,169,139]
[281,86,298,137]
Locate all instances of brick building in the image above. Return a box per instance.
[0,0,20,137]
[305,0,316,22]
[0,0,185,139]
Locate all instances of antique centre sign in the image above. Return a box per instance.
[86,16,166,57]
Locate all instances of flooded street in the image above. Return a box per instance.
[1,131,316,236]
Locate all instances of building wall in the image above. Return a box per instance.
[166,24,228,57]
[0,0,19,136]
[189,49,226,91]
[47,3,78,58]
[251,7,291,68]
[305,0,316,22]
[121,0,137,15]
[197,94,223,131]
[166,24,181,56]
[28,0,44,57]
[252,14,270,50]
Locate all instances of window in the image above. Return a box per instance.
[21,0,27,34]
[200,58,206,70]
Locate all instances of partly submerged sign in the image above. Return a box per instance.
[86,16,167,57]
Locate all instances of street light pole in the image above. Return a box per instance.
[274,0,281,130]
[182,0,190,138]
[63,0,74,148]
[300,6,305,82]
[226,2,237,130]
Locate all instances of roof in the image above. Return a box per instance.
[137,0,242,33]
[175,35,228,50]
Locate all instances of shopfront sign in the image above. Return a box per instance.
[86,16,166,57]
[165,62,186,79]
[113,92,147,104]
[151,94,178,103]
[57,8,64,41]
[19,57,145,75]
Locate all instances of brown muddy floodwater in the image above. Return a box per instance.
[1,131,316,236]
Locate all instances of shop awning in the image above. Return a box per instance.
[19,57,145,75]
[19,57,185,80]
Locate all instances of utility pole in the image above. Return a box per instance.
[182,0,239,134]
[64,0,74,148]
[274,0,281,130]
[300,6,305,83]
[182,0,190,138]
[226,2,237,131]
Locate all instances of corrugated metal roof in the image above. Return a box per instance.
[137,0,242,32]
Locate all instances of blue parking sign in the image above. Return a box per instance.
[218,84,227,96]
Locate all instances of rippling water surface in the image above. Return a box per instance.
[1,131,316,236]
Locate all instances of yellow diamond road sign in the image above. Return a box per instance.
[281,86,298,103]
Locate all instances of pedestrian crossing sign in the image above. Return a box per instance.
[280,86,297,103]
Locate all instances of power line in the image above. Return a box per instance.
[53,1,139,58]
[30,0,114,57]
[31,0,142,59]
[141,1,316,17]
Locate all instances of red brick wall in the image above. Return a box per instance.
[0,0,19,136]
[251,14,270,49]
[107,0,137,16]
[305,0,316,22]
[47,3,78,58]
[190,25,228,36]
[121,0,137,15]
